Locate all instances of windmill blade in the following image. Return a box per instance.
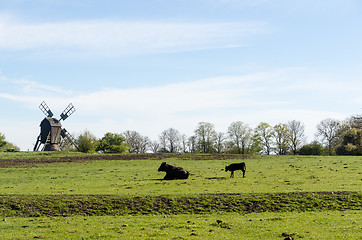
[60,128,79,150]
[60,103,76,121]
[39,101,54,117]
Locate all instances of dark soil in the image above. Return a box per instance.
[0,153,249,168]
[0,192,360,217]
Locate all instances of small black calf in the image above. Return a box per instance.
[225,162,246,178]
[158,162,189,180]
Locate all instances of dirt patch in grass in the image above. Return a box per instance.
[0,153,249,168]
[0,192,360,217]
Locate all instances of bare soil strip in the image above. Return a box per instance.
[0,192,360,217]
[0,153,248,168]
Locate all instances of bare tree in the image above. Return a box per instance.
[316,118,340,155]
[194,122,217,153]
[160,128,180,153]
[227,121,252,154]
[188,135,197,153]
[149,140,160,153]
[274,123,291,155]
[138,136,150,153]
[288,120,306,155]
[215,132,226,153]
[255,122,274,155]
[124,130,149,153]
[180,134,188,153]
[158,131,168,152]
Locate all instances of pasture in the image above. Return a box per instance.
[0,153,361,239]
[0,154,361,195]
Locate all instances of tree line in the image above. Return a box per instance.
[1,114,361,155]
[75,114,362,156]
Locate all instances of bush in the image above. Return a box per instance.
[96,132,129,153]
[298,142,323,155]
[77,130,99,153]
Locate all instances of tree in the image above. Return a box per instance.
[159,128,180,153]
[227,121,252,154]
[274,123,290,155]
[316,118,340,155]
[97,132,129,153]
[76,130,99,153]
[255,122,274,155]
[288,120,306,155]
[180,134,188,153]
[336,128,362,155]
[149,140,160,153]
[194,122,216,153]
[0,132,6,149]
[215,132,226,153]
[334,116,362,155]
[158,131,168,152]
[188,135,197,153]
[124,130,149,153]
[138,136,150,153]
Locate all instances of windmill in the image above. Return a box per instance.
[33,101,79,151]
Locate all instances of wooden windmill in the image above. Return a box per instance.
[33,101,78,151]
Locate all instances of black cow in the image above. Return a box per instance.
[225,162,246,178]
[158,162,189,180]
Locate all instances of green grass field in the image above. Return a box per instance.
[0,153,361,239]
[0,155,360,195]
[1,211,360,239]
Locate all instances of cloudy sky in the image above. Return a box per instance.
[1,0,361,150]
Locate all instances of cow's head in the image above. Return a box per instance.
[158,162,168,172]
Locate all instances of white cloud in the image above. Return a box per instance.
[1,68,360,150]
[0,15,267,57]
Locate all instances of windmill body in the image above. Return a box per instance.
[34,101,78,151]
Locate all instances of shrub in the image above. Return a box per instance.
[77,130,99,153]
[298,141,323,155]
[96,132,129,153]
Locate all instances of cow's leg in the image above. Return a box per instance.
[242,170,245,178]
[230,171,234,178]
[164,173,172,180]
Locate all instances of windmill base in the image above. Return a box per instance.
[44,144,61,151]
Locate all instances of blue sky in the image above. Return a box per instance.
[0,0,361,150]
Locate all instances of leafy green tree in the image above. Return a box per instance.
[77,130,99,153]
[97,132,129,153]
[274,123,291,155]
[228,121,252,154]
[336,128,362,155]
[194,122,216,153]
[0,132,6,149]
[255,122,274,155]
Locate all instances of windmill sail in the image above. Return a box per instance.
[60,128,79,150]
[60,103,76,121]
[39,101,53,117]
